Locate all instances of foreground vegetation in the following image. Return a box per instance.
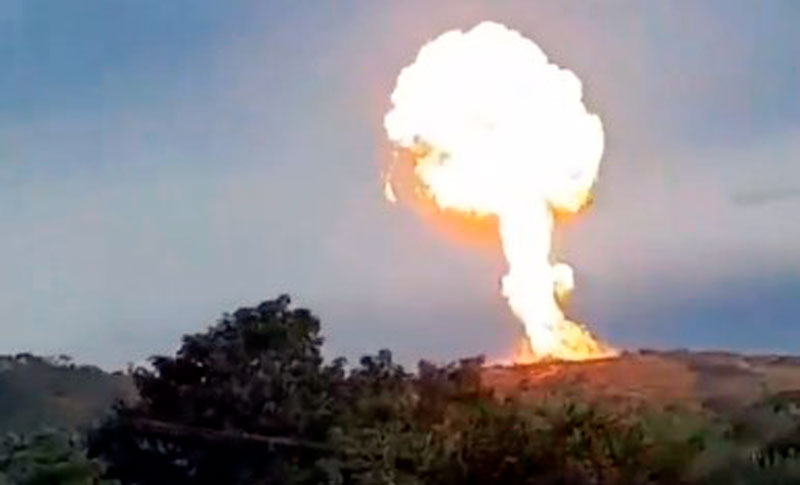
[3,295,800,484]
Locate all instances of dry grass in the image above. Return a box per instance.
[483,350,800,413]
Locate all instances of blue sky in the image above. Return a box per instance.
[1,1,799,368]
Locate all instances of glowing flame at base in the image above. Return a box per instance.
[499,207,613,361]
[384,21,616,362]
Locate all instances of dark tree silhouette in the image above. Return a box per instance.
[88,295,760,485]
[89,295,344,484]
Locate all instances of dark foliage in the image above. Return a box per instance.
[87,296,800,484]
[0,431,108,484]
[90,295,341,484]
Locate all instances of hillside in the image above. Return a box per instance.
[485,349,800,414]
[3,348,800,435]
[0,354,134,434]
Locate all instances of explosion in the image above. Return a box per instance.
[383,22,616,362]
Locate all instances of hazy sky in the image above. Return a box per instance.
[2,1,799,369]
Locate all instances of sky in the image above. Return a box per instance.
[1,1,799,369]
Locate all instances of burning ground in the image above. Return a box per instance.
[485,350,800,413]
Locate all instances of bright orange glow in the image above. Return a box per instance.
[386,148,500,248]
[384,22,616,362]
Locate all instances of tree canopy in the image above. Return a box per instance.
[83,295,800,484]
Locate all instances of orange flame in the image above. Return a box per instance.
[384,22,616,362]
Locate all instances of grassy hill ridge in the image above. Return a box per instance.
[486,349,800,411]
[3,348,800,435]
[0,354,134,434]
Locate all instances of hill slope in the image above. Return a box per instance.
[485,349,800,413]
[0,354,134,434]
[2,349,800,435]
